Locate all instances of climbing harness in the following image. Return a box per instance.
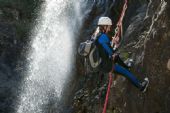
[111,0,128,50]
[102,0,128,113]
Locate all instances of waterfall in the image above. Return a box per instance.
[16,0,87,112]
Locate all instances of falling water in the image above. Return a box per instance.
[16,0,86,112]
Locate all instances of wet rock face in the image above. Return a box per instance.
[74,0,170,113]
[167,59,170,70]
[0,0,43,112]
[0,0,43,68]
[0,7,20,21]
[0,6,24,113]
[142,1,170,112]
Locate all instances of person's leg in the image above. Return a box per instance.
[113,64,142,89]
[114,55,129,69]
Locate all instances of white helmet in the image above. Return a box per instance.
[98,17,112,25]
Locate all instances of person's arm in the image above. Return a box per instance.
[98,34,114,57]
[101,43,113,57]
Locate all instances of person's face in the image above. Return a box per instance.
[105,25,112,33]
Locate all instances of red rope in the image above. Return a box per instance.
[102,1,128,112]
[102,73,113,113]
[112,0,128,48]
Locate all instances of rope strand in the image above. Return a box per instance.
[111,0,128,49]
[102,1,128,113]
[102,73,113,113]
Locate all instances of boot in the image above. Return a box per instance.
[140,77,149,93]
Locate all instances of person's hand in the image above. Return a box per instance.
[112,54,117,61]
[112,37,120,49]
[112,37,119,44]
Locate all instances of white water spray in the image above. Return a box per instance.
[16,0,86,112]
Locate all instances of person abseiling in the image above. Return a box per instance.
[96,16,149,92]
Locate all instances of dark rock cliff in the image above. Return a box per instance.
[0,0,170,113]
[0,0,43,112]
[74,0,170,113]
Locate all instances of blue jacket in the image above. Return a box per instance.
[98,34,114,57]
[96,33,114,72]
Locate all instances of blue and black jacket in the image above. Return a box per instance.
[96,33,114,72]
